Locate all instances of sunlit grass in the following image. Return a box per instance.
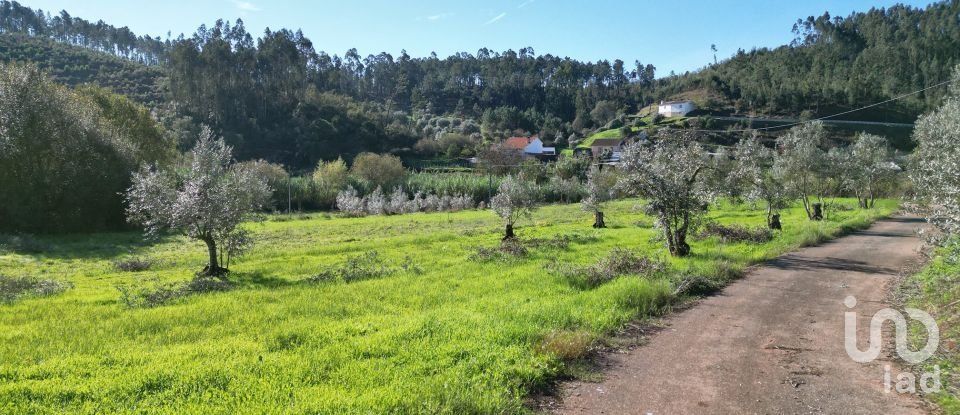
[0,198,896,414]
[902,239,960,414]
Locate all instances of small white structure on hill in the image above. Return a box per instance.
[658,100,695,117]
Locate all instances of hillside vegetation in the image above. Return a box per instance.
[3,0,960,170]
[0,33,164,105]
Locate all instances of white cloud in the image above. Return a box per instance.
[484,12,507,25]
[231,0,261,12]
[518,0,536,9]
[423,12,454,21]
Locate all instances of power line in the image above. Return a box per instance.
[687,78,956,134]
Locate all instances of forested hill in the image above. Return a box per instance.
[0,33,164,105]
[659,1,960,123]
[2,0,959,169]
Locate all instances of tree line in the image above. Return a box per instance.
[0,0,169,65]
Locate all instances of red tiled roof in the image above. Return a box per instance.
[504,136,533,150]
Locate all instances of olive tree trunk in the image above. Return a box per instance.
[593,211,606,229]
[503,223,515,240]
[201,237,227,277]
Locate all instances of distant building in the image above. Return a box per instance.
[503,136,556,157]
[657,100,695,117]
[590,138,624,162]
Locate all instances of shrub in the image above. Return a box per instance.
[237,160,289,211]
[112,257,154,272]
[548,248,667,289]
[365,187,387,216]
[538,330,595,361]
[306,251,422,283]
[115,276,231,308]
[351,153,407,190]
[469,238,529,262]
[0,275,72,303]
[696,222,774,243]
[313,158,349,208]
[336,186,366,217]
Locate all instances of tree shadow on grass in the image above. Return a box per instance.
[229,271,300,289]
[1,231,178,261]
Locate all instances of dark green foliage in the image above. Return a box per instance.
[0,34,165,105]
[0,234,50,254]
[0,64,175,233]
[660,2,960,120]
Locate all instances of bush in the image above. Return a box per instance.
[115,276,231,308]
[538,330,595,361]
[335,186,474,217]
[312,158,349,208]
[696,222,774,243]
[351,153,407,190]
[237,160,289,211]
[112,257,153,272]
[469,238,529,262]
[0,275,72,303]
[336,186,366,217]
[306,251,421,283]
[548,248,667,289]
[0,64,175,233]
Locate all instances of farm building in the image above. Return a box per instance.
[590,138,624,161]
[657,100,695,117]
[503,136,556,156]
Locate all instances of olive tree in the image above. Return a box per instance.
[490,175,539,240]
[582,166,618,228]
[846,133,900,209]
[732,135,789,229]
[617,132,715,257]
[911,66,960,234]
[775,121,827,220]
[125,128,270,277]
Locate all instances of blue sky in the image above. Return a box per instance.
[24,0,932,76]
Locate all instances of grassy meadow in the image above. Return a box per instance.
[0,199,896,414]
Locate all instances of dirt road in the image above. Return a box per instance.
[557,216,932,415]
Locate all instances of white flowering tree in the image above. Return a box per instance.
[581,166,618,228]
[490,175,539,240]
[846,133,900,209]
[617,132,715,257]
[125,127,271,277]
[731,135,789,229]
[911,66,960,234]
[775,121,827,220]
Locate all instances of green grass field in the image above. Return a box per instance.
[0,199,896,414]
[901,239,960,413]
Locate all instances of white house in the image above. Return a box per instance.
[504,136,555,156]
[658,100,695,117]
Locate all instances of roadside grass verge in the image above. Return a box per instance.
[899,239,960,414]
[0,198,895,413]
